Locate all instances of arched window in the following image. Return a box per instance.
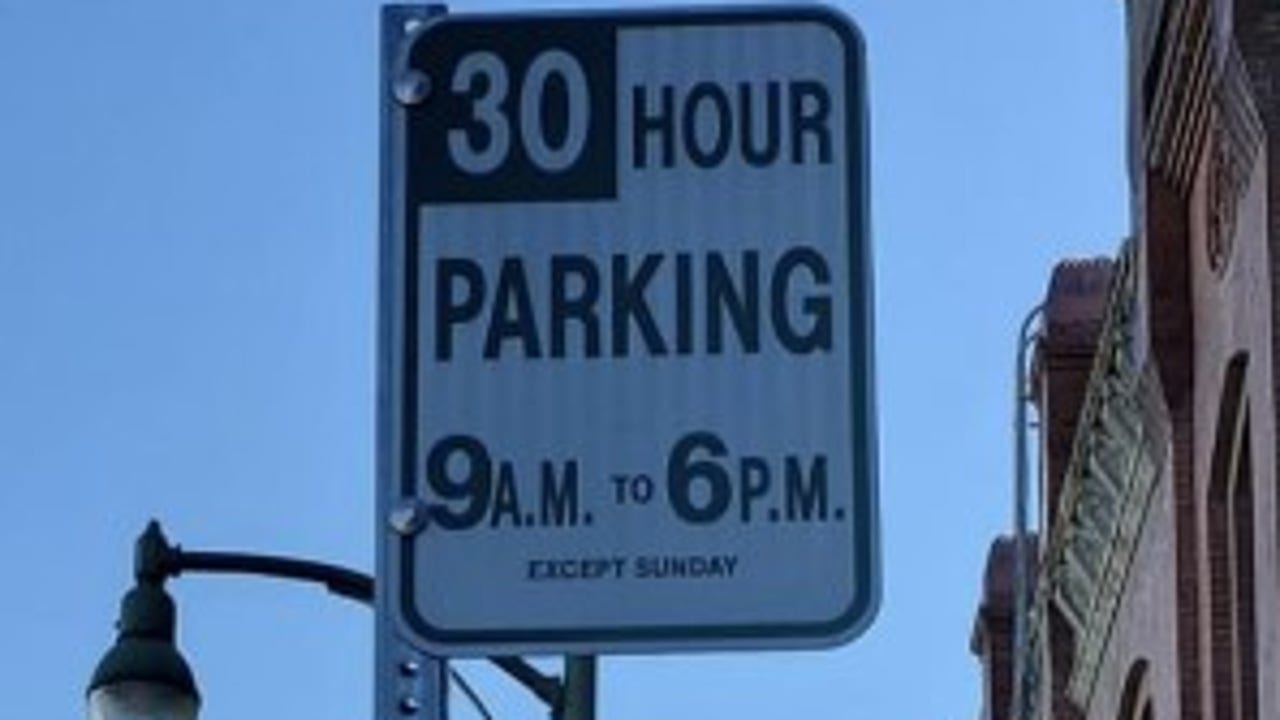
[1118,660,1152,720]
[1207,354,1258,720]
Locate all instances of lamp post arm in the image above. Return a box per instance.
[169,549,375,605]
[132,520,564,711]
[133,520,373,605]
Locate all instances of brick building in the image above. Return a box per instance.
[971,1,1280,719]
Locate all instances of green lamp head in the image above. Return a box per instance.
[87,523,199,720]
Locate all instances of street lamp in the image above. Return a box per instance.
[86,523,198,720]
[86,521,592,720]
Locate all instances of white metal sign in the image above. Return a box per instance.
[378,4,877,656]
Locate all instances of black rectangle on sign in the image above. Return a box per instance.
[406,18,617,204]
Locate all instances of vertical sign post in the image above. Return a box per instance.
[378,6,449,720]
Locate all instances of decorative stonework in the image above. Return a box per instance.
[1206,43,1264,275]
[1145,0,1212,193]
[1145,0,1262,276]
[1023,243,1172,713]
[1206,119,1239,272]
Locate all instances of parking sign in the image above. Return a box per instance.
[378,4,878,656]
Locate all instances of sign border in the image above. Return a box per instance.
[381,3,878,655]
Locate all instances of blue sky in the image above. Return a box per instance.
[0,1,1125,719]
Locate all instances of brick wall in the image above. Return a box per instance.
[972,537,1029,720]
[1036,261,1112,530]
[971,5,1280,720]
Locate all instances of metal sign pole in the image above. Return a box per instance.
[560,656,597,720]
[379,6,449,720]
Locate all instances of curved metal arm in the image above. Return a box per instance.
[132,520,564,710]
[134,520,374,604]
[170,549,374,604]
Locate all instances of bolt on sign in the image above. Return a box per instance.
[377,4,878,656]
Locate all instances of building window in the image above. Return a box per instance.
[1207,354,1258,720]
[1118,660,1152,720]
